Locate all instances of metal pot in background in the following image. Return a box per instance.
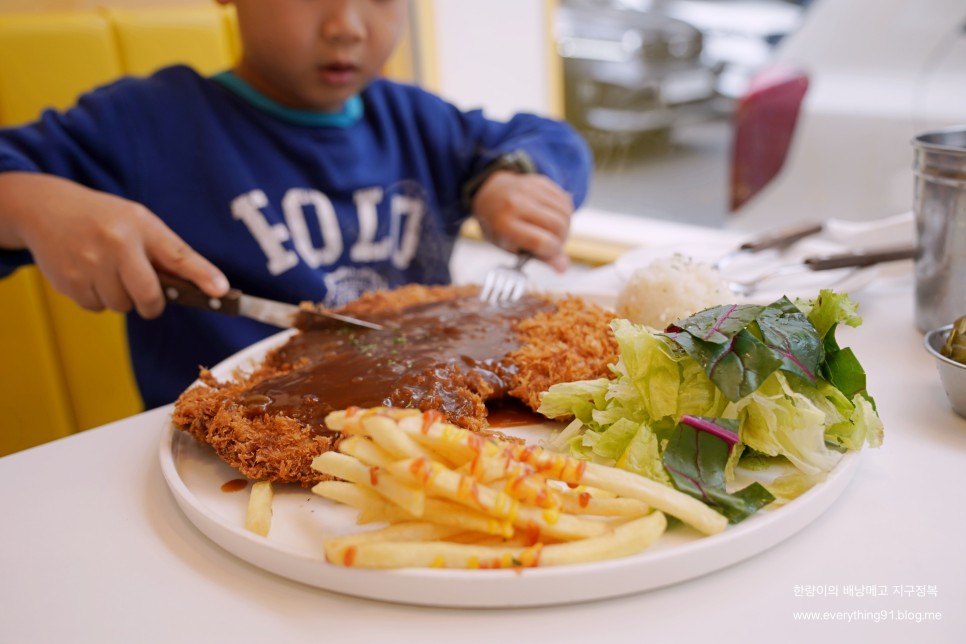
[913,126,966,332]
[555,2,721,141]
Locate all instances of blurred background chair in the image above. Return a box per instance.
[729,65,809,210]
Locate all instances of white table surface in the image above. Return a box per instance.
[3,212,964,644]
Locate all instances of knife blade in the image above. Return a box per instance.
[158,274,384,331]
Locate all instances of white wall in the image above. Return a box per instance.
[429,0,554,120]
[730,0,966,230]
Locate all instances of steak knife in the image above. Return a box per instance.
[159,274,384,331]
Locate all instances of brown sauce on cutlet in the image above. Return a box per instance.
[242,294,555,434]
[485,399,548,427]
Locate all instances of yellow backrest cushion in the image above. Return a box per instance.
[103,4,235,77]
[0,11,122,126]
[0,11,137,455]
[0,268,77,456]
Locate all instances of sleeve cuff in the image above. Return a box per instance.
[0,248,34,278]
[460,150,537,212]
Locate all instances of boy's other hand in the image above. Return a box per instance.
[0,173,229,319]
[471,171,573,272]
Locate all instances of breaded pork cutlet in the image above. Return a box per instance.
[172,284,618,486]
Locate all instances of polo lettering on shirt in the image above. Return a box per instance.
[229,185,426,275]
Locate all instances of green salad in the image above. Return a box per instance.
[538,290,884,524]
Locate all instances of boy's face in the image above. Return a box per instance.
[222,0,409,112]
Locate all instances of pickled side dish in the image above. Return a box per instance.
[941,315,966,364]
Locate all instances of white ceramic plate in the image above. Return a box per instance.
[613,237,879,304]
[160,329,860,608]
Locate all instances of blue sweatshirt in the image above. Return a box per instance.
[0,65,591,408]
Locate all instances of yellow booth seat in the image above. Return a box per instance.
[0,4,238,456]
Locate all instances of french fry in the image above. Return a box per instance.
[323,521,464,566]
[505,442,728,536]
[331,408,473,468]
[358,414,430,459]
[312,480,384,513]
[445,532,533,547]
[332,539,541,570]
[385,457,607,541]
[331,513,667,569]
[385,456,517,518]
[245,480,274,537]
[558,493,650,517]
[312,407,726,569]
[315,480,513,536]
[311,451,425,517]
[364,498,515,537]
[578,462,727,536]
[326,407,424,435]
[539,512,666,566]
[337,435,396,468]
[385,412,724,534]
[392,414,495,466]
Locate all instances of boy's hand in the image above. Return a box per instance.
[0,173,228,319]
[471,171,574,272]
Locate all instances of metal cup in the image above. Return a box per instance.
[912,126,966,332]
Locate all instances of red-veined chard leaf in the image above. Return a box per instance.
[755,297,823,385]
[663,298,823,401]
[668,303,764,344]
[662,415,775,524]
[665,329,783,402]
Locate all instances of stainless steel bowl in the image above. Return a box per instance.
[924,324,966,418]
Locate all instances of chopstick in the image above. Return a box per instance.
[460,220,635,267]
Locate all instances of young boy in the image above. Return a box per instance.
[0,0,591,408]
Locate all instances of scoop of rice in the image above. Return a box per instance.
[616,254,730,330]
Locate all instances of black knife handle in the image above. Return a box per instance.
[739,222,824,252]
[159,273,241,315]
[802,246,916,271]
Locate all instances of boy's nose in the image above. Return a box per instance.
[320,0,366,44]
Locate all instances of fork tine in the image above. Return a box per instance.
[505,275,527,303]
[492,271,515,305]
[482,270,509,303]
[480,252,533,305]
[480,271,498,303]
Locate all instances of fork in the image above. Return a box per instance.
[726,245,916,297]
[726,264,843,297]
[480,252,533,305]
[712,222,823,270]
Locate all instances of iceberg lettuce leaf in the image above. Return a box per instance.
[734,372,843,475]
[799,289,862,338]
[538,378,610,423]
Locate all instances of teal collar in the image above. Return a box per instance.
[212,71,363,127]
